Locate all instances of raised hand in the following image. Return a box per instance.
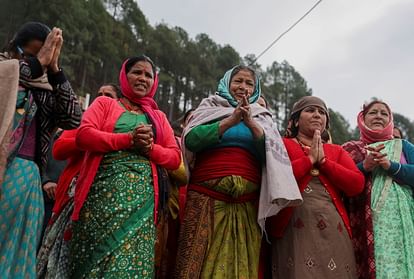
[309,130,325,165]
[240,94,264,139]
[37,27,61,69]
[240,95,252,122]
[230,100,244,124]
[49,28,63,73]
[219,100,243,135]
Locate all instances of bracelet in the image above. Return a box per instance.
[392,163,401,176]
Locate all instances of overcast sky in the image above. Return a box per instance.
[137,0,414,127]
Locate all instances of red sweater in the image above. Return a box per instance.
[72,96,181,221]
[270,138,365,238]
[52,128,84,215]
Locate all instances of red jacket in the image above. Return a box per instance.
[72,96,181,221]
[270,138,365,238]
[52,128,84,215]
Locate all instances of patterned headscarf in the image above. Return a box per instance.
[357,101,394,144]
[217,65,261,107]
[119,56,163,143]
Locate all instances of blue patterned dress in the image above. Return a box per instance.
[0,90,44,278]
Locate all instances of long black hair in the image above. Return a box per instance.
[4,22,51,52]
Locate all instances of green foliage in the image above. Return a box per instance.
[328,109,353,144]
[393,113,414,142]
[2,0,412,142]
[262,60,312,131]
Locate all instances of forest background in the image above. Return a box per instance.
[2,0,413,143]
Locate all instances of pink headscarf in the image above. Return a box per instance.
[357,102,394,144]
[119,57,163,144]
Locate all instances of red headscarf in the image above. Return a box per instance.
[357,102,394,144]
[119,57,163,143]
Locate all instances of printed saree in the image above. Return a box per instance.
[70,113,156,278]
[369,140,414,278]
[174,147,262,279]
[0,89,43,278]
[343,139,414,279]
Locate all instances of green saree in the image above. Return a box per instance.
[70,113,156,278]
[370,140,414,278]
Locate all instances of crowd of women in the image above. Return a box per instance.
[0,21,413,279]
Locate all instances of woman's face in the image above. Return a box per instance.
[297,105,327,136]
[229,69,255,102]
[97,85,118,99]
[126,61,154,98]
[393,128,402,139]
[364,103,391,130]
[17,39,43,58]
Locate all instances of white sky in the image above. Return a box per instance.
[136,0,414,127]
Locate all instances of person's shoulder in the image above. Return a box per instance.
[91,96,120,109]
[154,109,168,118]
[282,137,299,151]
[283,137,295,144]
[402,139,414,151]
[199,95,229,108]
[96,96,118,103]
[324,143,345,154]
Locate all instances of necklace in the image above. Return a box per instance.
[119,98,142,114]
[296,137,320,177]
[296,137,311,149]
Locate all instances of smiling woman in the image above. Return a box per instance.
[174,65,301,278]
[363,102,391,130]
[342,100,414,279]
